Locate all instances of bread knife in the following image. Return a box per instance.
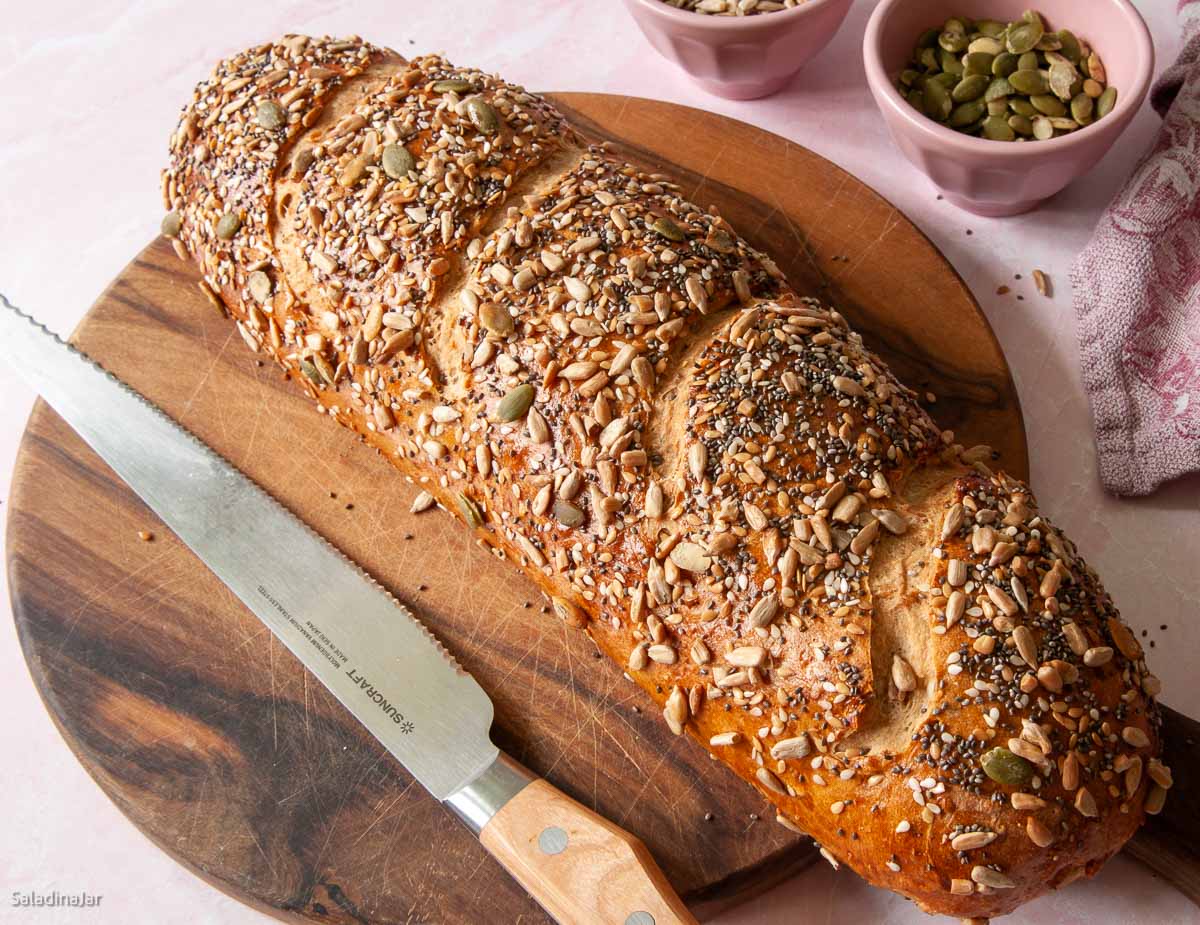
[0,294,698,925]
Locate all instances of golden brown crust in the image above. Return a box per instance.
[162,37,1170,919]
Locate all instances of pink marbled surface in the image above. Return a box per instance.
[0,2,1196,923]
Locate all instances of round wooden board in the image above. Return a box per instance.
[7,94,1028,925]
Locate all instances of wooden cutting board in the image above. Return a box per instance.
[4,93,1038,924]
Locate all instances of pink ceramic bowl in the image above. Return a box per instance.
[864,0,1155,216]
[622,0,855,100]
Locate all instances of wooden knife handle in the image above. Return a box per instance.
[479,778,698,925]
[1127,704,1200,906]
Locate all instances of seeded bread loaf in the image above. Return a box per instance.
[161,36,1171,920]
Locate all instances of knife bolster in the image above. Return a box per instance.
[445,752,536,834]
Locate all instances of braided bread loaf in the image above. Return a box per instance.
[161,36,1170,920]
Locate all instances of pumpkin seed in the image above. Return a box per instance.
[455,492,483,528]
[984,77,1013,102]
[981,747,1034,786]
[1009,97,1037,117]
[1071,93,1095,125]
[1087,52,1107,85]
[651,216,687,241]
[976,19,1006,38]
[924,78,952,120]
[256,100,286,130]
[1009,114,1034,136]
[1017,51,1040,72]
[992,52,1018,77]
[247,270,272,303]
[1009,68,1049,95]
[949,99,987,128]
[963,52,995,77]
[1049,59,1078,100]
[939,30,969,53]
[1032,116,1055,140]
[161,211,182,238]
[479,301,515,337]
[466,98,499,134]
[433,78,473,93]
[1097,86,1118,119]
[1007,21,1044,55]
[900,68,920,87]
[952,74,990,102]
[381,144,415,180]
[495,383,534,422]
[939,48,964,77]
[967,37,1003,57]
[215,212,241,240]
[982,115,1016,141]
[1058,29,1082,64]
[1031,93,1067,117]
[298,359,322,386]
[553,500,584,528]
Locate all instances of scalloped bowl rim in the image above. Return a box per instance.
[626,0,847,30]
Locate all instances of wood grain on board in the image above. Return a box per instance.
[8,94,1036,924]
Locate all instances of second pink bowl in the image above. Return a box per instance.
[622,0,855,100]
[864,0,1155,216]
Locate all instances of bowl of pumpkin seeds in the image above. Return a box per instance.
[622,0,854,99]
[864,0,1154,216]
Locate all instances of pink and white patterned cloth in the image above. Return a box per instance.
[1072,0,1200,496]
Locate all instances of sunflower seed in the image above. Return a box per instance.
[664,687,688,735]
[670,542,711,572]
[951,831,997,851]
[756,767,787,795]
[648,644,677,665]
[771,735,811,761]
[726,646,767,668]
[747,593,779,629]
[892,655,917,692]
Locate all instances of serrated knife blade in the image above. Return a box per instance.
[0,293,696,925]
